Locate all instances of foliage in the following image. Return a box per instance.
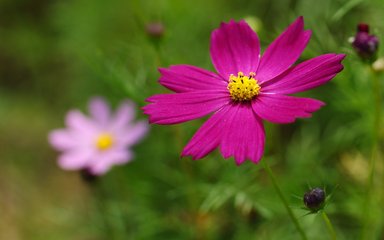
[1,0,384,239]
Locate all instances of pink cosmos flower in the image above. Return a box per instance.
[143,17,345,165]
[49,97,148,175]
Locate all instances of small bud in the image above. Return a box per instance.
[352,23,379,62]
[146,22,165,39]
[303,188,326,212]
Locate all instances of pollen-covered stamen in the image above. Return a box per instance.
[227,72,261,101]
[96,133,114,151]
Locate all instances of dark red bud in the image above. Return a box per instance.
[357,23,369,33]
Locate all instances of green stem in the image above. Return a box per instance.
[371,68,382,181]
[263,161,308,240]
[321,211,337,240]
[361,67,382,240]
[87,180,115,239]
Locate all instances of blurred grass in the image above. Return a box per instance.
[1,0,384,239]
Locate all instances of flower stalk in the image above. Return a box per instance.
[263,161,308,240]
[321,211,337,240]
[361,67,382,240]
[84,178,115,238]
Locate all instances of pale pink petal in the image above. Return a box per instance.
[219,103,265,165]
[58,149,94,170]
[65,110,98,136]
[252,94,324,124]
[159,65,227,93]
[111,150,133,165]
[89,97,111,126]
[210,20,260,80]
[110,100,136,130]
[143,90,230,124]
[89,150,132,175]
[89,161,112,175]
[181,105,232,160]
[118,120,149,146]
[49,129,77,151]
[261,54,346,94]
[257,17,311,83]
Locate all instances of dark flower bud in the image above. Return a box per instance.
[352,23,379,61]
[303,188,326,212]
[146,22,165,39]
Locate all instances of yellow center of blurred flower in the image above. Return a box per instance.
[227,72,260,101]
[96,133,114,151]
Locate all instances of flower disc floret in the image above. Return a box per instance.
[227,72,260,101]
[96,133,114,150]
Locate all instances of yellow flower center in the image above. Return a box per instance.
[227,72,261,101]
[96,133,114,151]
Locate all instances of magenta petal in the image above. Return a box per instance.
[89,97,111,126]
[220,104,265,165]
[210,20,260,80]
[262,54,346,94]
[143,90,230,124]
[181,105,232,160]
[257,17,311,82]
[58,149,94,170]
[252,94,325,124]
[159,65,226,93]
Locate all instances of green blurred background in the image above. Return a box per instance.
[1,0,384,239]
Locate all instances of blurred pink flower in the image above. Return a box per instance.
[143,17,345,165]
[49,97,148,175]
